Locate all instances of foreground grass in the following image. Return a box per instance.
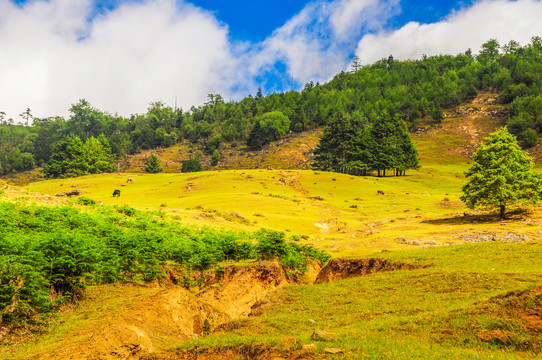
[3,240,540,359]
[176,240,542,359]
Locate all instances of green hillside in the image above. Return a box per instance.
[2,40,542,359]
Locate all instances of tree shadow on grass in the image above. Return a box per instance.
[422,209,530,226]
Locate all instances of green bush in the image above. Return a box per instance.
[0,201,328,333]
[521,128,538,148]
[181,159,202,173]
[255,229,330,272]
[76,196,96,206]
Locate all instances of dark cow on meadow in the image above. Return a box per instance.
[112,189,121,197]
[377,190,385,195]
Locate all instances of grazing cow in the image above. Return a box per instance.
[126,178,135,183]
[112,189,121,197]
[328,193,334,197]
[377,190,385,195]
[97,200,104,205]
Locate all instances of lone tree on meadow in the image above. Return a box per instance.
[144,154,162,173]
[461,127,542,220]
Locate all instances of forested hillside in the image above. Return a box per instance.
[1,37,542,176]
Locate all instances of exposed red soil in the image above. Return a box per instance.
[474,286,542,352]
[153,343,317,360]
[314,258,420,284]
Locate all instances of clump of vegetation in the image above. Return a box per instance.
[76,196,96,206]
[144,153,163,173]
[182,159,202,173]
[255,229,330,272]
[0,201,328,335]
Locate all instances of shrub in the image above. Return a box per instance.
[182,159,202,173]
[211,150,221,166]
[521,128,538,148]
[0,201,328,334]
[76,196,96,206]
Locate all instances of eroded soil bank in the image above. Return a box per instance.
[18,258,418,360]
[315,258,420,284]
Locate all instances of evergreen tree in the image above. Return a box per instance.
[370,112,399,177]
[42,136,88,179]
[145,154,163,173]
[461,127,542,219]
[211,150,220,166]
[313,113,349,171]
[84,136,115,174]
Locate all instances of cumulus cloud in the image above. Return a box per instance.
[2,0,542,121]
[355,0,542,65]
[0,0,234,119]
[252,0,399,88]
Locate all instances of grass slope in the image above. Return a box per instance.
[177,241,542,359]
[3,93,542,359]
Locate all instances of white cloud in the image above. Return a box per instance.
[253,0,399,88]
[355,0,542,65]
[0,0,234,120]
[1,0,542,121]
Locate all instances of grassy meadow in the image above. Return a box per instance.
[23,163,541,258]
[177,240,542,359]
[4,108,542,359]
[9,163,540,359]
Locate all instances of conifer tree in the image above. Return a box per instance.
[145,154,162,173]
[461,127,542,219]
[313,113,349,171]
[42,136,89,179]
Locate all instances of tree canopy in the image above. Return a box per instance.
[42,136,114,179]
[460,127,542,219]
[2,38,542,175]
[313,111,419,176]
[144,154,163,173]
[181,158,202,173]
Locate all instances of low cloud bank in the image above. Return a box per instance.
[0,0,541,120]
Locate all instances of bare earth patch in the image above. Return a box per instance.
[315,258,421,284]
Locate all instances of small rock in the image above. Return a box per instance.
[302,344,316,351]
[499,233,530,242]
[324,348,344,354]
[310,329,338,342]
[308,319,316,324]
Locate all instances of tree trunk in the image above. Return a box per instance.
[500,205,506,220]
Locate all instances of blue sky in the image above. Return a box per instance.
[1,0,541,120]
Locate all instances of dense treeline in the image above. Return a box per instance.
[1,37,542,176]
[313,111,419,176]
[0,200,329,332]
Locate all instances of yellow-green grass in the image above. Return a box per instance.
[22,164,541,259]
[4,239,541,359]
[173,240,542,359]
